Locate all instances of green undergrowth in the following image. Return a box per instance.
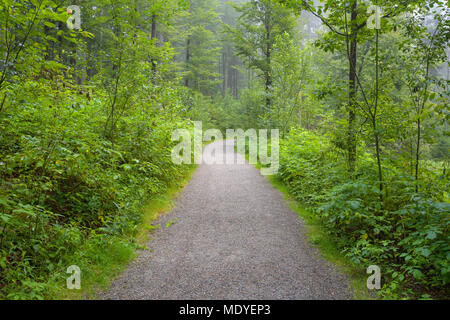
[265,174,375,300]
[0,74,199,299]
[238,127,449,300]
[238,143,374,300]
[54,165,197,300]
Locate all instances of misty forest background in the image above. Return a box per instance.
[0,0,449,299]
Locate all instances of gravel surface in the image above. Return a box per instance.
[99,140,351,300]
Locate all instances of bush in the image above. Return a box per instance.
[277,128,450,298]
[278,128,346,205]
[0,78,193,299]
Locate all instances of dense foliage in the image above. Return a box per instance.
[278,129,449,298]
[0,0,448,299]
[231,0,449,298]
[0,0,198,299]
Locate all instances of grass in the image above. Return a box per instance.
[52,165,198,300]
[136,166,197,245]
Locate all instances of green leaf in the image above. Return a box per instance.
[0,214,11,223]
[426,231,437,240]
[412,269,424,280]
[43,21,55,28]
[420,248,431,257]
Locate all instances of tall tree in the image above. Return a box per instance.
[227,0,296,126]
[278,0,443,173]
[181,0,222,95]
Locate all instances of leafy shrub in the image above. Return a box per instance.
[278,128,346,205]
[278,128,450,298]
[0,78,194,299]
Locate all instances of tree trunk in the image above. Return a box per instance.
[347,2,358,174]
[265,6,272,128]
[415,118,421,193]
[151,14,157,81]
[223,51,228,96]
[185,0,192,87]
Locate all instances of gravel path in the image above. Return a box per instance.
[100,141,351,300]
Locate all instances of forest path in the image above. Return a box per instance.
[100,140,351,299]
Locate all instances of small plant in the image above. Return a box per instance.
[165,219,179,229]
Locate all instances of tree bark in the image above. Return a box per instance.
[223,51,228,96]
[347,2,358,174]
[374,29,384,202]
[185,0,192,87]
[415,118,421,193]
[151,14,157,81]
[265,3,272,127]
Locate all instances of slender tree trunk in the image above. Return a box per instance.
[348,2,358,174]
[265,6,272,128]
[374,121,383,199]
[415,59,430,193]
[374,29,384,202]
[0,93,6,114]
[185,41,191,87]
[151,14,157,81]
[415,118,421,192]
[185,0,192,87]
[223,51,228,96]
[233,64,239,99]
